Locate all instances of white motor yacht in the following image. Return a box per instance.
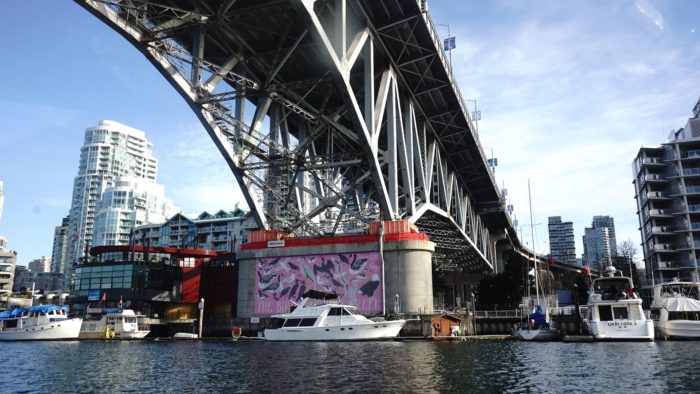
[583,266,654,341]
[79,308,150,339]
[0,305,82,340]
[649,279,700,340]
[263,290,405,341]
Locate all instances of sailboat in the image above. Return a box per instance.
[516,181,560,341]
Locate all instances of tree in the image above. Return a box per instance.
[615,239,643,287]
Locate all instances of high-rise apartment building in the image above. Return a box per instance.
[51,216,70,274]
[0,236,16,310]
[0,180,4,222]
[28,256,51,273]
[92,177,179,247]
[582,215,617,270]
[633,97,700,284]
[65,120,158,289]
[548,216,577,266]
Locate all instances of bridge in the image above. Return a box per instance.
[76,0,521,275]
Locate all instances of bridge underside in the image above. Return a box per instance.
[77,0,518,273]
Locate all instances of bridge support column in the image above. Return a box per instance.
[237,233,434,318]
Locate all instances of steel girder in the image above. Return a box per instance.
[76,0,509,272]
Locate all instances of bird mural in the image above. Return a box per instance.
[358,274,380,298]
[255,252,382,314]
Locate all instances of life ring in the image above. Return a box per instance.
[100,326,115,340]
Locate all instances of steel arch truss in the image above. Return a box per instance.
[77,0,503,271]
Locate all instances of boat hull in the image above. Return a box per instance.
[516,327,560,341]
[264,320,405,341]
[0,318,83,341]
[588,320,654,341]
[79,329,149,339]
[656,320,700,339]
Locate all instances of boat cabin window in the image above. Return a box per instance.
[669,311,700,321]
[268,318,284,329]
[283,318,302,327]
[612,307,629,320]
[298,318,316,327]
[328,307,355,316]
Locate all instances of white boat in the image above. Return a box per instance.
[583,266,654,341]
[515,180,560,341]
[79,308,150,339]
[173,332,199,339]
[263,290,406,341]
[516,305,561,341]
[649,279,700,340]
[0,305,83,340]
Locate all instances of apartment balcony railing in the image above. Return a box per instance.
[643,158,664,165]
[682,150,700,159]
[653,244,677,251]
[683,168,700,176]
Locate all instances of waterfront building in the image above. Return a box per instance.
[72,244,237,336]
[51,216,70,275]
[28,256,51,273]
[0,236,16,311]
[633,96,700,284]
[582,216,617,270]
[92,177,179,247]
[133,206,256,253]
[64,120,159,290]
[11,265,28,293]
[548,216,577,266]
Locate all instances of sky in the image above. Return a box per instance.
[0,0,698,266]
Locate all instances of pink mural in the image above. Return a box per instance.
[255,251,383,315]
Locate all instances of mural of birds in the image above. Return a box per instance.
[358,274,380,298]
[350,256,367,275]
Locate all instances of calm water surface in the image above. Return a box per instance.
[1,340,698,393]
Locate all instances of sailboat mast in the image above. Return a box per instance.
[528,180,540,306]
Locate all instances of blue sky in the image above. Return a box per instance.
[0,0,698,266]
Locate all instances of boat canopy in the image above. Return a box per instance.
[302,290,339,300]
[665,297,700,312]
[0,305,68,319]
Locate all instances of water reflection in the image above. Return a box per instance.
[1,340,700,393]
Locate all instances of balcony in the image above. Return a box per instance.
[683,168,700,177]
[643,158,664,165]
[644,174,667,183]
[653,244,677,252]
[649,209,674,217]
[681,150,700,159]
[646,191,669,200]
[651,226,674,234]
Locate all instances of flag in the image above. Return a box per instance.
[443,36,455,51]
[101,292,106,302]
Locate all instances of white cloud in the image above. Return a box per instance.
[635,0,665,30]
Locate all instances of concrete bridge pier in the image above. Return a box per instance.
[236,228,435,318]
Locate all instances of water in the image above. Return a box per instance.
[1,340,698,393]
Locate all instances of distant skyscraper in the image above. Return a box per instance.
[51,216,70,275]
[548,216,577,266]
[0,180,4,223]
[65,120,158,290]
[92,177,179,247]
[583,216,617,270]
[633,96,700,284]
[28,256,51,273]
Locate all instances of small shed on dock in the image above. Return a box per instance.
[431,314,462,336]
